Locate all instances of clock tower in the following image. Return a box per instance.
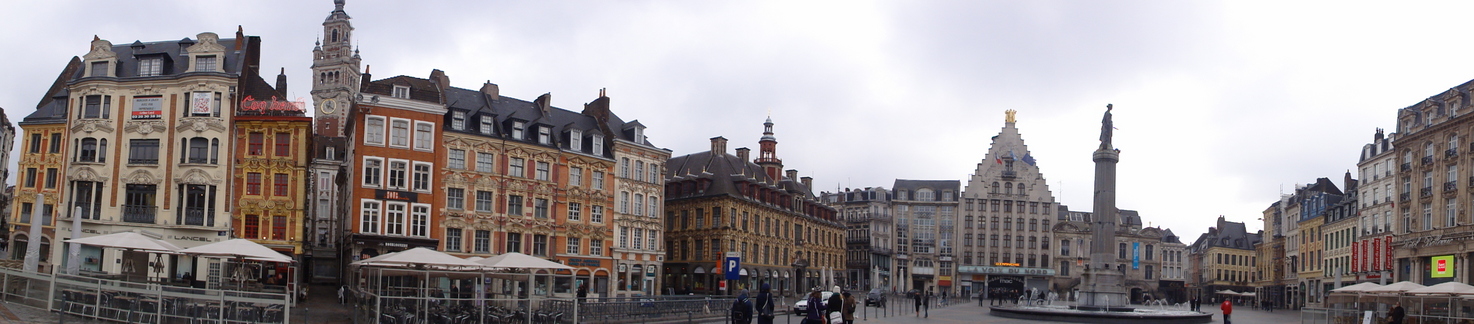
[311,0,361,136]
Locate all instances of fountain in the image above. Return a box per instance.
[988,105,1211,323]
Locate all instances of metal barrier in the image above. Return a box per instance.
[1302,307,1393,324]
[0,266,293,324]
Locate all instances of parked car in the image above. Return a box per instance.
[865,288,886,307]
[792,291,835,315]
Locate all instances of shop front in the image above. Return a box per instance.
[959,265,1054,299]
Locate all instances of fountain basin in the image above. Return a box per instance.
[988,305,1213,324]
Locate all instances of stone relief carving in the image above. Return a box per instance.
[83,38,116,61]
[121,170,164,185]
[123,120,168,135]
[174,168,222,185]
[186,32,226,53]
[177,117,227,133]
[67,167,108,182]
[70,119,116,134]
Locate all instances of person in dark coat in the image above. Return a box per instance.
[922,290,931,317]
[804,290,827,324]
[912,290,922,317]
[826,287,844,321]
[1389,303,1406,324]
[754,283,776,324]
[731,290,753,324]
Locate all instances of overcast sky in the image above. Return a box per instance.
[3,1,1474,243]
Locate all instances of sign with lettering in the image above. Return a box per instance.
[1351,240,1360,273]
[239,96,306,116]
[647,265,657,277]
[958,266,1057,276]
[376,190,418,202]
[1371,238,1381,272]
[1385,235,1394,272]
[725,253,741,280]
[191,92,213,115]
[565,258,601,267]
[132,96,162,119]
[1433,255,1455,278]
[1132,242,1140,270]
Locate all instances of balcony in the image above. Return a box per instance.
[1402,163,1412,172]
[121,205,156,224]
[1001,170,1017,180]
[1448,149,1460,159]
[1446,181,1459,192]
[1401,192,1411,201]
[871,247,893,255]
[128,157,158,165]
[847,237,869,244]
[1424,156,1434,165]
[1422,186,1434,197]
[847,260,870,269]
[181,207,212,226]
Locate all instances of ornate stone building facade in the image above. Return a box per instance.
[1351,129,1395,287]
[49,29,283,280]
[597,98,671,297]
[9,58,81,272]
[229,103,311,272]
[959,111,1058,299]
[1052,209,1187,303]
[1186,216,1261,303]
[307,0,362,284]
[1391,79,1474,288]
[891,180,959,295]
[821,187,894,291]
[663,120,843,297]
[342,74,445,268]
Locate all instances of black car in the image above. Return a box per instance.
[864,288,886,307]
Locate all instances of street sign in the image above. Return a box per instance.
[725,252,741,280]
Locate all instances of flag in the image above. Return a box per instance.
[1022,153,1036,166]
[995,155,1002,164]
[1009,150,1016,161]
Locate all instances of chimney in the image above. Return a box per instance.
[785,169,798,180]
[534,93,553,116]
[234,26,244,50]
[275,67,288,97]
[710,136,727,154]
[801,176,813,189]
[735,147,750,162]
[429,69,450,91]
[480,80,499,99]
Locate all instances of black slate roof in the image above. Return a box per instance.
[891,179,960,200]
[22,57,82,125]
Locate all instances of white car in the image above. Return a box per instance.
[792,292,836,315]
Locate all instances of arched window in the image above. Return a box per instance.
[1426,142,1436,158]
[1451,135,1460,154]
[991,182,999,193]
[331,29,340,43]
[1016,218,1025,230]
[1017,183,1025,193]
[1003,183,1012,195]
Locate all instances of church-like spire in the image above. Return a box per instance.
[755,117,783,181]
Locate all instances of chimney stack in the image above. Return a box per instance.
[735,147,750,162]
[710,136,728,155]
[480,80,499,99]
[801,176,813,189]
[785,169,798,180]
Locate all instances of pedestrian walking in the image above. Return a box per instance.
[922,290,931,318]
[755,284,776,324]
[338,285,346,304]
[1220,299,1232,324]
[827,286,843,321]
[804,290,828,324]
[841,292,856,324]
[730,289,753,324]
[912,290,922,317]
[1389,302,1406,324]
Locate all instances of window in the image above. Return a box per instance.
[273,173,289,196]
[27,134,40,154]
[194,55,216,72]
[620,192,630,214]
[635,161,645,181]
[413,163,431,191]
[447,188,465,210]
[390,119,410,147]
[619,227,629,248]
[592,171,605,190]
[476,191,495,212]
[446,228,463,252]
[533,234,548,256]
[245,215,260,239]
[590,239,603,256]
[414,122,433,150]
[510,158,525,177]
[1448,199,1457,227]
[620,158,631,178]
[534,198,549,218]
[537,127,551,144]
[387,160,408,189]
[649,196,659,217]
[411,205,429,236]
[512,121,526,140]
[365,117,385,145]
[506,233,523,253]
[451,111,466,130]
[535,161,550,181]
[570,167,583,187]
[567,237,581,255]
[385,203,406,235]
[275,133,291,156]
[633,229,644,250]
[474,230,490,253]
[507,195,524,216]
[77,138,103,162]
[181,137,217,164]
[570,130,582,150]
[271,216,287,240]
[479,116,494,135]
[361,200,381,234]
[592,135,604,155]
[81,95,110,119]
[362,158,382,187]
[634,194,645,216]
[246,173,262,195]
[49,133,60,153]
[449,149,466,169]
[591,205,604,223]
[89,61,107,77]
[44,169,57,189]
[476,153,496,173]
[139,58,162,77]
[568,203,582,221]
[392,86,410,99]
[23,169,36,188]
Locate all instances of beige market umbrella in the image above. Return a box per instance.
[66,231,183,253]
[476,252,574,270]
[353,247,483,269]
[179,239,294,263]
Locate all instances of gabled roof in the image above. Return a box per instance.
[22,57,82,125]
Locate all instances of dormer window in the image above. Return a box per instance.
[592,134,604,155]
[89,62,108,77]
[480,116,494,135]
[538,127,551,144]
[633,127,644,144]
[450,111,466,130]
[569,130,583,151]
[392,86,410,99]
[512,121,525,140]
[138,57,163,77]
[194,55,217,72]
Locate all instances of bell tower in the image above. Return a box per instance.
[754,117,783,181]
[311,0,362,136]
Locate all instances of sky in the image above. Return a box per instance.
[3,1,1474,243]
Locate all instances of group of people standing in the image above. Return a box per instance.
[730,285,856,324]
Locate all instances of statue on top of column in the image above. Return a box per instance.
[1100,104,1113,150]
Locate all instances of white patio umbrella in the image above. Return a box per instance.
[353,247,483,269]
[1332,282,1383,293]
[475,252,574,270]
[66,231,183,253]
[1407,282,1474,295]
[179,239,294,263]
[1365,281,1427,294]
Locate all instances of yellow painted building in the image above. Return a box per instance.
[230,114,312,258]
[9,59,76,271]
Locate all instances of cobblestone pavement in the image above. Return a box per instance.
[683,299,1304,324]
